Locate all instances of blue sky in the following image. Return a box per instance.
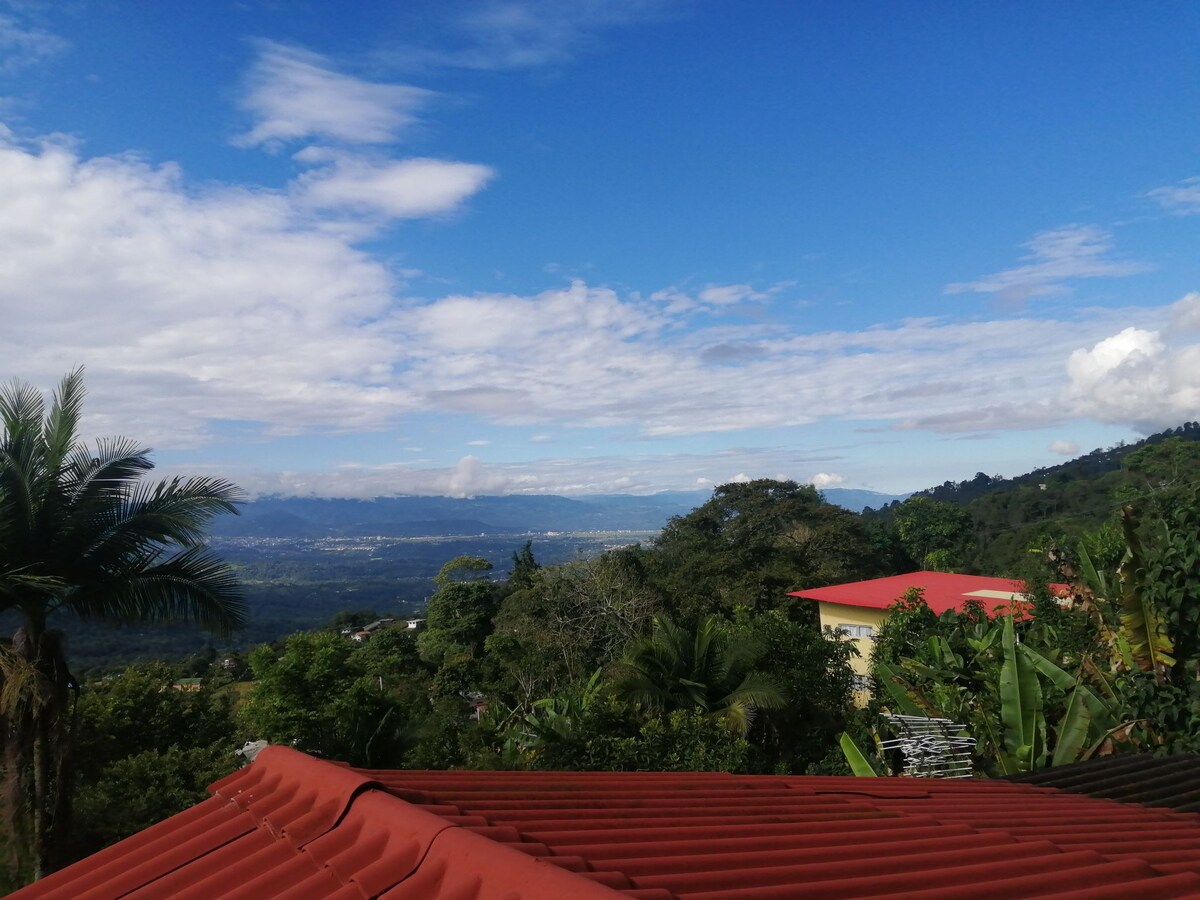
[3,1,1199,497]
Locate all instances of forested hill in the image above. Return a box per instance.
[913,422,1200,505]
[872,423,1200,575]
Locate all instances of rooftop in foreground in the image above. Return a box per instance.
[15,746,1200,899]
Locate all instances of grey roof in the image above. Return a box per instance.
[1004,754,1200,814]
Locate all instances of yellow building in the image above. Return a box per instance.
[789,570,1048,703]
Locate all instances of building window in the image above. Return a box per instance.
[837,623,875,639]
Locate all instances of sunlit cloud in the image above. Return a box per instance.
[1064,325,1200,432]
[811,472,843,488]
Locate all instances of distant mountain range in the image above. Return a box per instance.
[211,487,909,539]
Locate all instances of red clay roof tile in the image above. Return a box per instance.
[14,747,1200,899]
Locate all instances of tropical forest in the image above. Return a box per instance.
[3,373,1200,890]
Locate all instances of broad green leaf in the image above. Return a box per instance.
[999,615,1044,772]
[1117,506,1175,678]
[1052,684,1093,767]
[1018,643,1115,731]
[874,661,932,717]
[1017,642,1075,692]
[1077,541,1108,597]
[839,732,878,777]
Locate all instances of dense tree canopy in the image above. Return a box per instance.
[649,479,876,621]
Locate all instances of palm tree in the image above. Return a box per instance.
[0,369,244,881]
[612,615,785,735]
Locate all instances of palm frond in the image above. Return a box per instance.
[64,437,153,503]
[60,474,242,575]
[0,378,45,444]
[43,367,86,473]
[64,545,245,636]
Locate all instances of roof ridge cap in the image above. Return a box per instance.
[209,746,385,847]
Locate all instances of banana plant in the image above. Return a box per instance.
[997,614,1045,773]
[1071,509,1175,682]
[1017,641,1121,766]
[1115,506,1175,681]
[874,610,1125,775]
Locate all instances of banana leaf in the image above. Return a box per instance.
[1052,679,1094,767]
[1017,642,1115,726]
[875,661,933,717]
[999,615,1045,772]
[1117,505,1175,678]
[839,732,879,777]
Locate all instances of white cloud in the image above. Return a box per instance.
[729,472,751,483]
[697,283,768,306]
[236,41,432,148]
[292,154,493,219]
[2,127,1195,488]
[650,281,785,314]
[1148,177,1200,214]
[1171,292,1200,331]
[0,14,67,74]
[1065,327,1200,431]
[0,133,412,447]
[945,225,1149,301]
[466,439,491,446]
[1049,439,1078,456]
[811,472,843,488]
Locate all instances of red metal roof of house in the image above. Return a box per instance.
[788,570,1063,616]
[15,746,1200,899]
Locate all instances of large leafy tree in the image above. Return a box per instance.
[489,549,659,706]
[239,630,423,768]
[0,370,244,882]
[612,614,785,736]
[892,496,974,571]
[649,479,876,621]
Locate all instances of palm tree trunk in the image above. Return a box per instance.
[47,682,79,874]
[1,705,33,884]
[31,713,49,879]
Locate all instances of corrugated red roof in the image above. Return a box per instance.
[14,747,1200,899]
[789,570,1066,616]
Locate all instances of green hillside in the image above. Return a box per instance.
[867,422,1200,576]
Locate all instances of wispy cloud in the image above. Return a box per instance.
[390,0,680,71]
[1148,177,1200,214]
[0,13,67,74]
[236,41,432,148]
[945,225,1149,302]
[650,281,786,314]
[232,44,493,223]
